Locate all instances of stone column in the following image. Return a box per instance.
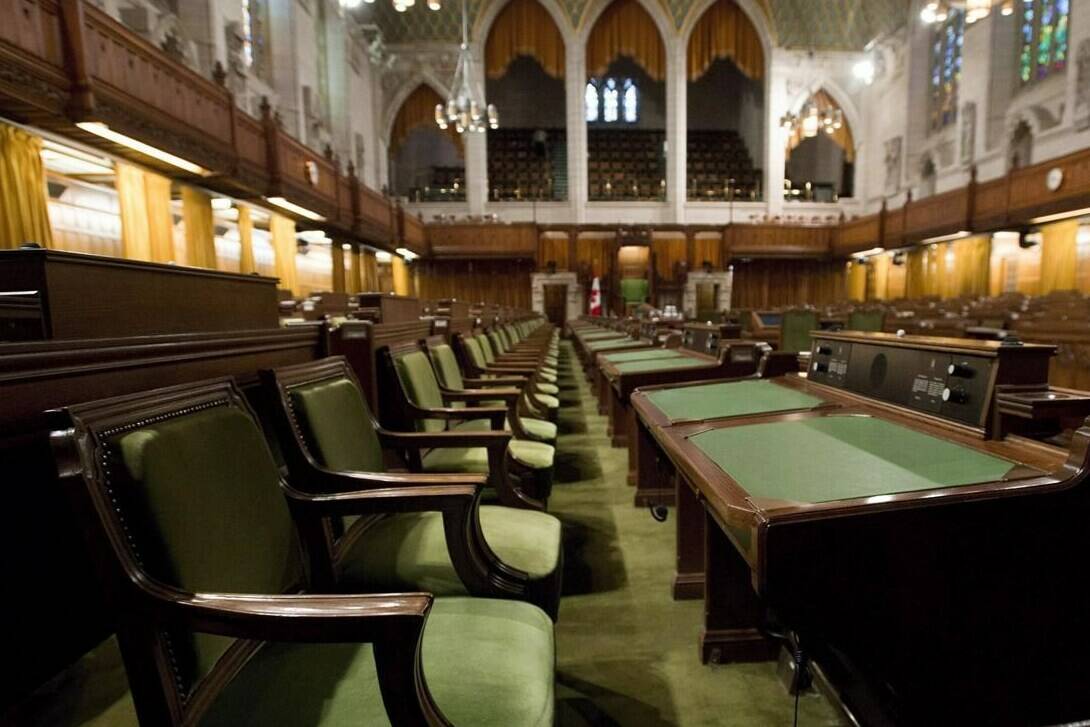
[666,38,687,222]
[565,42,588,222]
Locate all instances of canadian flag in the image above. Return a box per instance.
[589,277,602,316]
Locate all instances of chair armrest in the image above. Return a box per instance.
[282,481,533,600]
[401,399,507,430]
[378,428,513,451]
[443,388,521,404]
[463,376,528,387]
[148,588,446,725]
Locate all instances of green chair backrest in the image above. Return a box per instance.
[497,326,514,350]
[430,343,466,391]
[487,331,507,356]
[464,336,488,369]
[848,309,885,332]
[112,405,302,686]
[780,310,819,354]
[620,278,649,304]
[289,377,385,473]
[479,335,498,364]
[505,324,521,343]
[393,350,448,432]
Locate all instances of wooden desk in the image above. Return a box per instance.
[647,331,1090,724]
[599,341,766,447]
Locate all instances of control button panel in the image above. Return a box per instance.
[809,336,996,427]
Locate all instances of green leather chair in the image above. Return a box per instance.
[383,344,557,504]
[780,309,819,354]
[459,334,560,422]
[620,278,649,307]
[426,337,557,445]
[52,378,556,726]
[848,308,886,332]
[263,358,562,618]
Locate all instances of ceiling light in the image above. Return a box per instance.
[297,229,328,243]
[211,197,234,211]
[396,247,418,261]
[853,59,875,85]
[435,0,497,135]
[375,250,393,262]
[76,122,208,175]
[266,196,326,221]
[921,230,971,244]
[339,0,364,7]
[857,247,886,258]
[40,143,114,176]
[1029,207,1090,225]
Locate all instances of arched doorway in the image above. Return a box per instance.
[584,0,666,201]
[686,0,764,201]
[484,0,568,201]
[388,85,465,202]
[783,89,855,202]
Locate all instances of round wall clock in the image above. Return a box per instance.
[1046,167,1064,192]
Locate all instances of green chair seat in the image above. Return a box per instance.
[423,439,555,473]
[202,597,555,727]
[534,393,560,410]
[537,382,560,396]
[455,417,558,443]
[339,505,561,593]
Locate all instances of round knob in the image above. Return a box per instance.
[942,387,969,404]
[813,361,829,373]
[816,345,832,356]
[947,363,975,378]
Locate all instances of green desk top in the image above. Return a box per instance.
[614,357,708,374]
[586,339,646,351]
[580,331,626,341]
[645,380,826,423]
[603,349,684,363]
[688,415,1018,504]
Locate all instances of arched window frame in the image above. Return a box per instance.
[1019,0,1070,86]
[602,78,619,122]
[623,78,638,123]
[929,9,963,133]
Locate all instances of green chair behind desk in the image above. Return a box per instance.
[620,278,649,307]
[264,357,562,618]
[780,309,819,353]
[848,308,886,332]
[52,378,557,726]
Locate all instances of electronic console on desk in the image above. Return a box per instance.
[806,330,1059,437]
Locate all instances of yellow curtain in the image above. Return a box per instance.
[181,186,216,269]
[587,0,665,82]
[238,205,256,274]
[391,85,464,156]
[846,261,866,301]
[785,90,855,163]
[0,123,53,250]
[952,235,990,298]
[349,247,363,293]
[1039,219,1078,293]
[331,243,346,293]
[869,253,890,301]
[392,255,411,296]
[486,0,565,79]
[115,163,150,260]
[271,212,299,295]
[144,171,174,263]
[687,0,763,81]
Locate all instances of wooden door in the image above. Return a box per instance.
[543,284,567,326]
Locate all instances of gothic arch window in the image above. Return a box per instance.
[602,78,619,122]
[1019,0,1070,85]
[240,0,270,81]
[929,9,964,132]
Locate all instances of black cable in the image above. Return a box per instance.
[649,504,668,522]
[793,640,807,727]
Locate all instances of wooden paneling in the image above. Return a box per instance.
[538,234,570,269]
[972,176,1010,230]
[883,206,905,248]
[416,258,535,308]
[833,213,881,256]
[904,187,971,242]
[653,236,687,281]
[270,127,340,220]
[731,258,846,309]
[692,234,723,269]
[575,235,614,279]
[400,209,427,253]
[728,224,832,258]
[427,223,538,259]
[1007,147,1090,223]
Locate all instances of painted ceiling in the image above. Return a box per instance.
[353,0,912,50]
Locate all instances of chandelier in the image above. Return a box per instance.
[779,100,842,139]
[434,0,497,134]
[920,0,1014,24]
[339,0,441,14]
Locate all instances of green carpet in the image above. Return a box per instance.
[6,340,840,726]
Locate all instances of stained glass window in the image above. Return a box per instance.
[603,78,619,122]
[929,9,963,132]
[1020,0,1070,85]
[240,0,269,81]
[623,79,638,123]
[241,0,254,68]
[585,81,599,122]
